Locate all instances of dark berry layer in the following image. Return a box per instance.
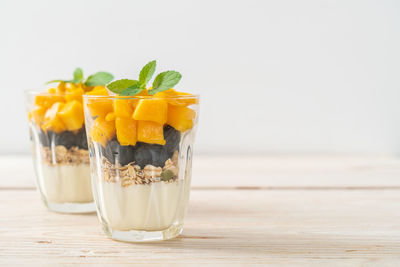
[38,127,88,150]
[101,125,181,167]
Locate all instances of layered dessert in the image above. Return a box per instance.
[85,60,199,237]
[27,69,114,212]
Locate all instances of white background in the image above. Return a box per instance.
[0,0,399,155]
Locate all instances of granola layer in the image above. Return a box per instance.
[41,145,90,165]
[101,150,179,187]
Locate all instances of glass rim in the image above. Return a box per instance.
[24,89,200,100]
[83,94,200,100]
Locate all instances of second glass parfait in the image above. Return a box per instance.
[25,84,97,213]
[84,90,199,242]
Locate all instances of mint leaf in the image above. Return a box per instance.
[73,68,83,83]
[139,60,156,88]
[149,71,182,94]
[119,85,143,96]
[107,79,140,94]
[85,72,114,86]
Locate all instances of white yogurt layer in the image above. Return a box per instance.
[41,164,93,203]
[100,180,188,231]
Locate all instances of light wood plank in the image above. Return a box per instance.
[3,155,400,189]
[1,189,400,265]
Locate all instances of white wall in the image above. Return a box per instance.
[1,0,399,155]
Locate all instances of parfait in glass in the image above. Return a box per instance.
[84,61,199,241]
[25,69,113,213]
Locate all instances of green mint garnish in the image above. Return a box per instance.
[107,79,141,95]
[85,72,114,86]
[139,60,156,88]
[149,71,182,95]
[46,68,114,86]
[106,60,182,96]
[73,68,84,83]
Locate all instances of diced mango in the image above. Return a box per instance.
[65,87,84,103]
[116,117,137,146]
[167,105,195,132]
[64,82,78,92]
[85,86,113,117]
[47,88,56,94]
[42,102,66,133]
[113,98,134,118]
[58,100,84,131]
[86,86,109,96]
[137,121,165,145]
[30,106,47,126]
[154,89,198,106]
[56,82,66,93]
[105,112,116,121]
[34,94,65,109]
[90,117,116,147]
[132,99,167,124]
[131,89,151,109]
[87,98,113,118]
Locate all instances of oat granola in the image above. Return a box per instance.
[101,151,179,187]
[41,145,90,165]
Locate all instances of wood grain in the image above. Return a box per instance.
[3,155,400,189]
[1,189,400,265]
[2,156,400,265]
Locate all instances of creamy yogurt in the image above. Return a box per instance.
[41,164,93,203]
[100,180,188,231]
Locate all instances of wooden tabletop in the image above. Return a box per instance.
[1,155,400,266]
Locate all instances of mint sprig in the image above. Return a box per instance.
[46,68,114,86]
[149,71,182,95]
[73,68,83,83]
[85,72,114,86]
[139,60,156,87]
[106,60,182,96]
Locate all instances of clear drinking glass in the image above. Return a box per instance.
[83,94,199,242]
[25,91,95,213]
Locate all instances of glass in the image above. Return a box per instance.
[25,91,95,213]
[83,94,199,242]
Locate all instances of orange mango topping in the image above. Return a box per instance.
[114,98,134,118]
[116,117,137,146]
[42,102,66,133]
[90,117,116,147]
[167,105,195,132]
[137,121,165,145]
[132,99,167,124]
[58,100,84,131]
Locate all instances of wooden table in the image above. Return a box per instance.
[1,155,400,265]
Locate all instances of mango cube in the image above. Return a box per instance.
[167,105,195,132]
[90,117,116,147]
[42,102,66,133]
[86,86,109,96]
[30,106,47,126]
[132,99,167,124]
[137,121,165,145]
[113,98,134,118]
[87,98,113,118]
[154,89,198,106]
[105,112,116,122]
[116,117,137,146]
[65,87,84,103]
[34,94,65,109]
[58,100,84,131]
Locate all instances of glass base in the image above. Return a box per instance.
[103,222,183,242]
[45,201,96,214]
